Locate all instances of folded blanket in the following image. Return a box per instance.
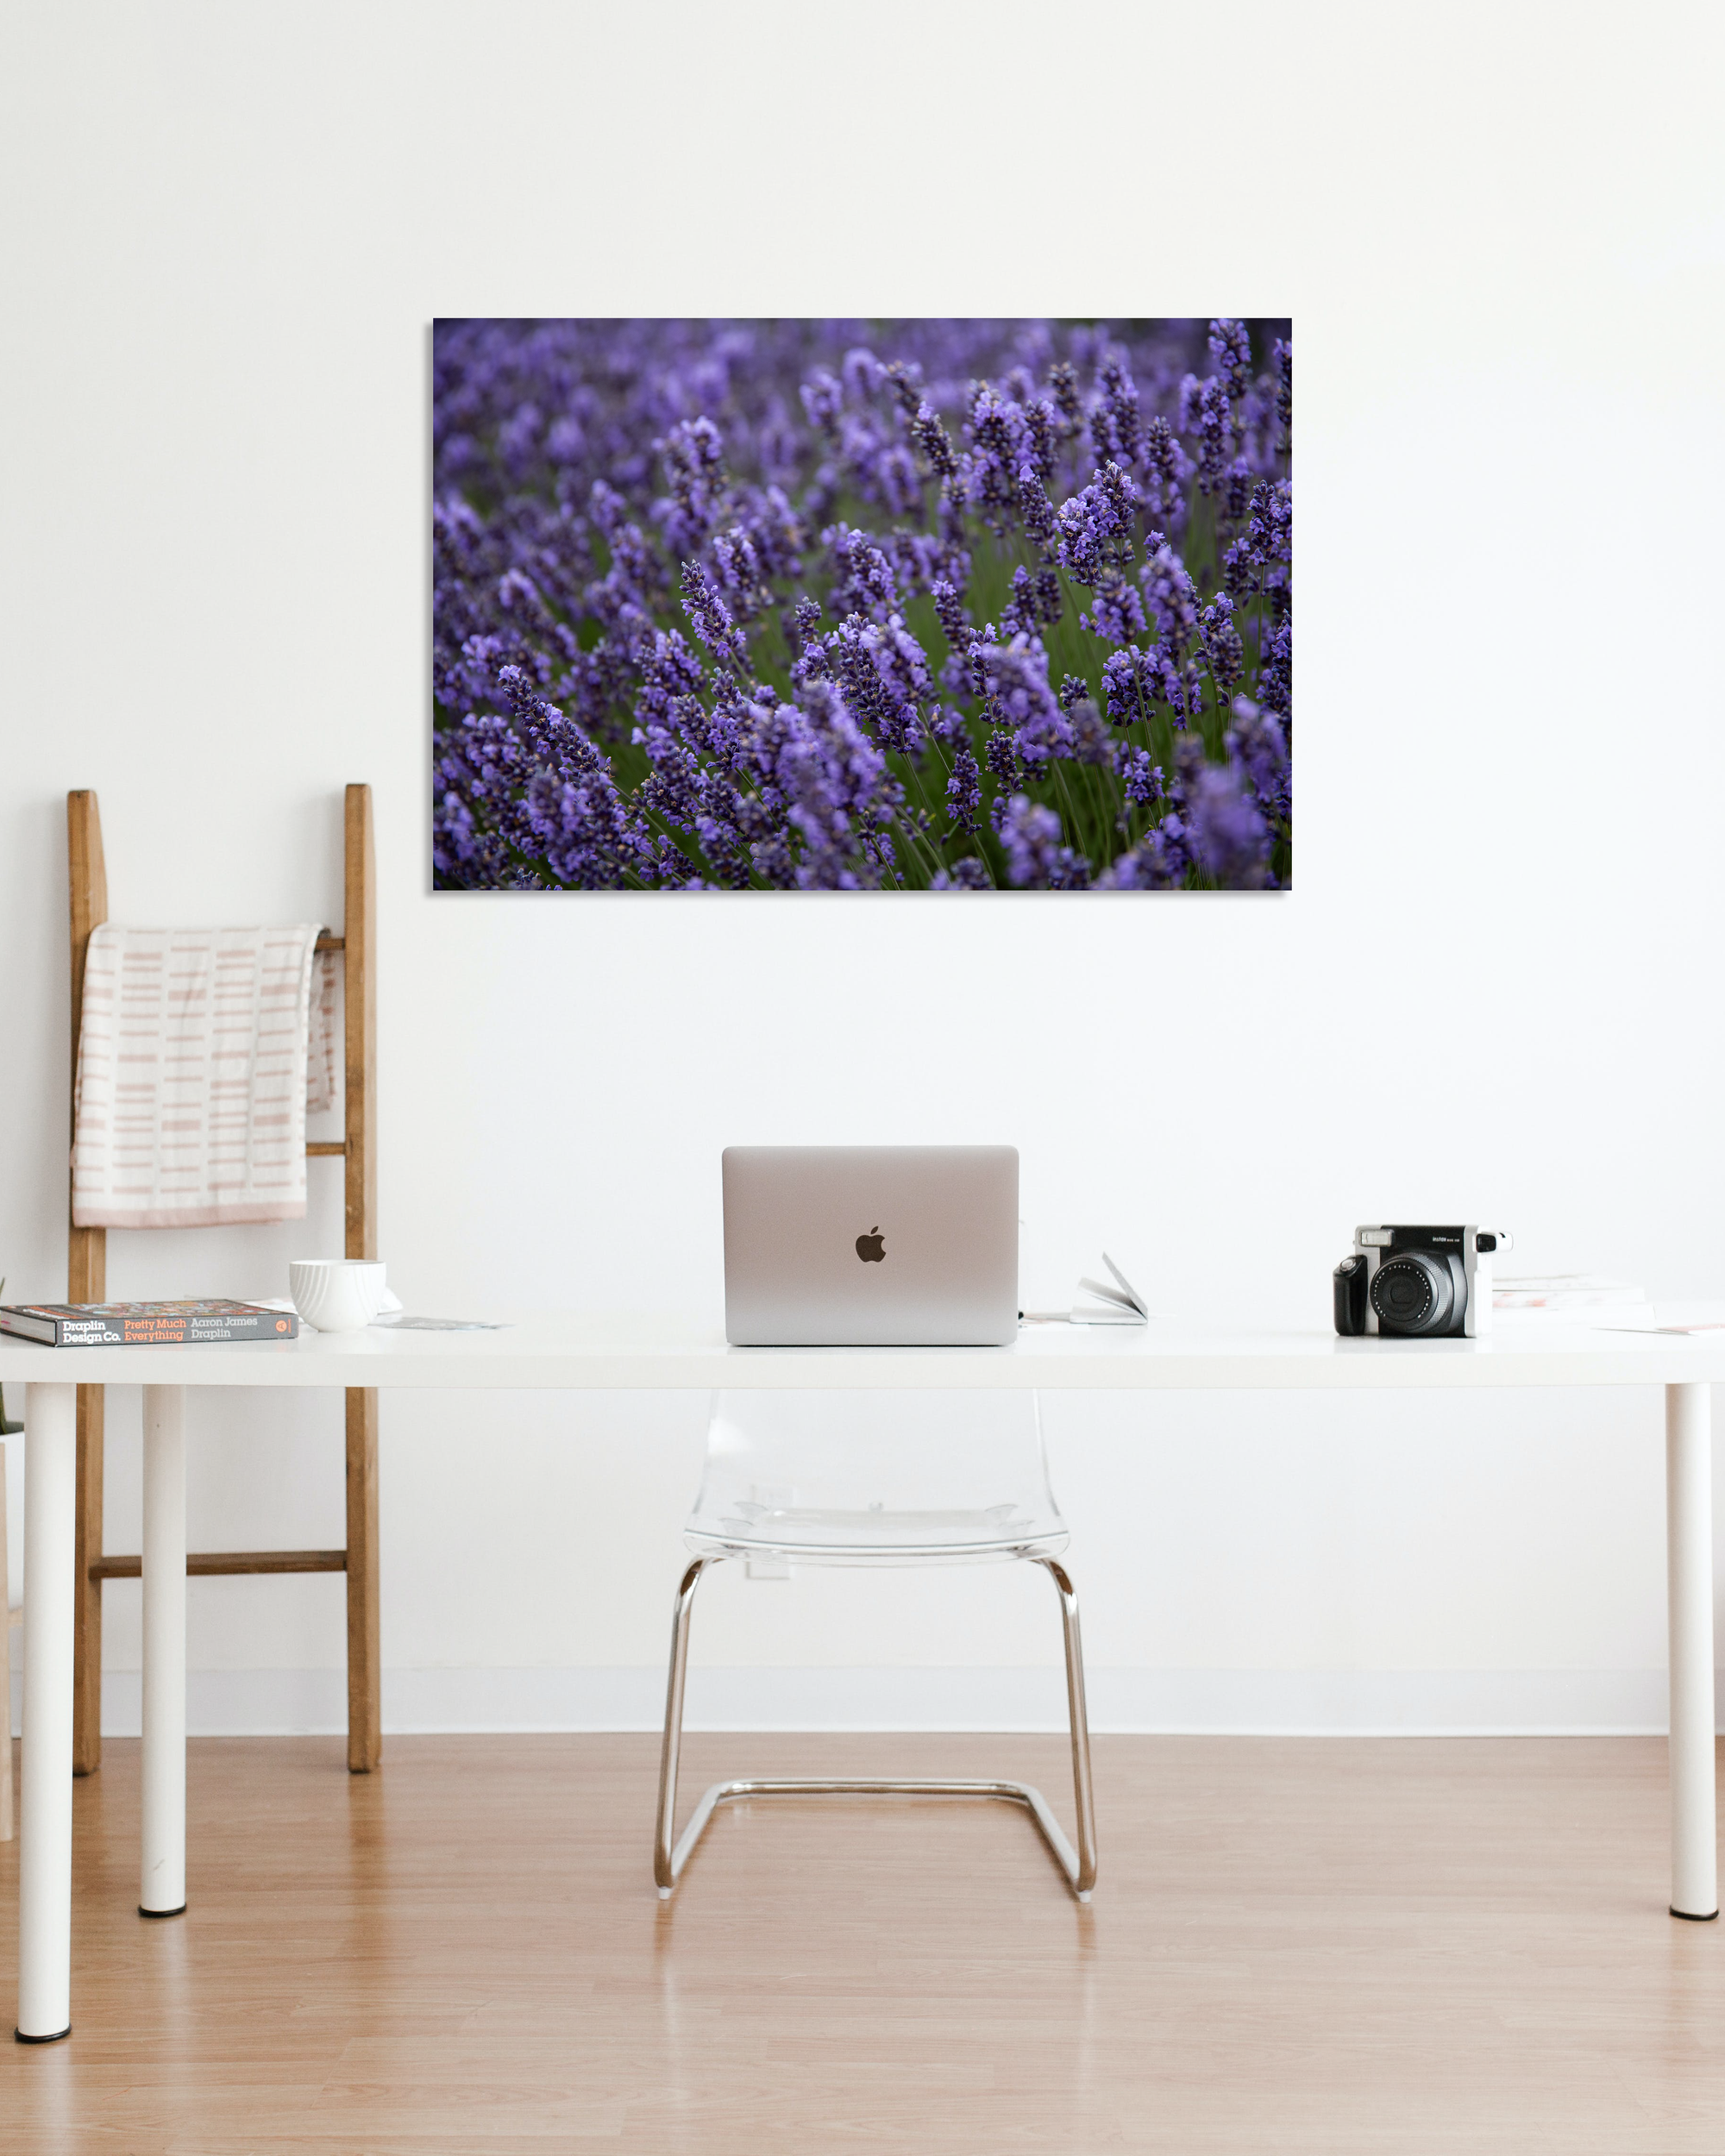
[72,924,325,1229]
[306,945,338,1115]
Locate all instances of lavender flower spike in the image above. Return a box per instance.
[1208,320,1252,404]
[680,559,750,675]
[999,794,1088,889]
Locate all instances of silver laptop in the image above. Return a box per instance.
[723,1145,1019,1346]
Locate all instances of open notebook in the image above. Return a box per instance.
[1070,1254,1152,1326]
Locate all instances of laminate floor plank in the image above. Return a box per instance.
[2,1733,1722,2152]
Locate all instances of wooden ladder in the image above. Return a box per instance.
[66,784,381,1775]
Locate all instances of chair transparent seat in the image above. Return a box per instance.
[685,1388,1068,1564]
[656,1390,1095,1904]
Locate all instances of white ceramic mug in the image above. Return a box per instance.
[289,1258,388,1334]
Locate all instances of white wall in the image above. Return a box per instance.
[3,2,1723,1737]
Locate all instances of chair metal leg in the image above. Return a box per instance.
[652,1551,1099,1904]
[655,1557,713,1895]
[1038,1556,1098,1898]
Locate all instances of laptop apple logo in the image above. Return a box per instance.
[856,1226,885,1263]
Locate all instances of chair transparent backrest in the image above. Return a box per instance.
[686,1389,1065,1562]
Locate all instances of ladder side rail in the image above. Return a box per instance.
[342,783,381,1772]
[67,790,108,1777]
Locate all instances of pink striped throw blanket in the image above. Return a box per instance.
[72,924,326,1228]
[306,946,338,1115]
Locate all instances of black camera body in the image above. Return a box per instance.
[1333,1225,1509,1339]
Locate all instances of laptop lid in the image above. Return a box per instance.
[723,1145,1019,1346]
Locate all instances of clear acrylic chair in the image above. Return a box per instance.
[654,1389,1096,1901]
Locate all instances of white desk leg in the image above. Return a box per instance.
[141,1385,186,1918]
[1666,1381,1718,1920]
[16,1382,76,2042]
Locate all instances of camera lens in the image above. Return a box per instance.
[1370,1251,1456,1336]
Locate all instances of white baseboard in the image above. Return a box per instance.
[23,1664,1699,1739]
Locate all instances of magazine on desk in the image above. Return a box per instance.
[0,1300,298,1346]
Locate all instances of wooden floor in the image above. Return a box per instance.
[2,1733,1724,2152]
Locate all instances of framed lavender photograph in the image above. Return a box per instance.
[432,320,1290,892]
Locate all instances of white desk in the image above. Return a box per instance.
[6,1316,1722,2042]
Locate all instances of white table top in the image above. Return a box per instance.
[1,1313,1722,1390]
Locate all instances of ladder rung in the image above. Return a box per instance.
[91,1550,347,1580]
[305,1140,347,1156]
[313,933,345,953]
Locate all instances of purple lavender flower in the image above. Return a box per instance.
[1228,695,1289,812]
[1096,823,1189,889]
[1258,478,1292,561]
[983,722,1020,790]
[931,856,992,890]
[1117,745,1164,805]
[968,632,1071,774]
[998,795,1089,889]
[836,409,922,518]
[1054,461,1138,585]
[1101,649,1147,728]
[1019,466,1057,548]
[884,358,924,418]
[931,576,969,651]
[1259,618,1291,719]
[1140,415,1184,525]
[493,664,658,887]
[912,401,958,480]
[945,738,982,833]
[1067,695,1112,767]
[1022,399,1057,481]
[1091,355,1142,471]
[1140,542,1199,659]
[680,559,750,675]
[793,593,823,643]
[823,523,900,623]
[711,526,770,623]
[733,483,806,580]
[1079,573,1146,645]
[654,417,729,555]
[1221,537,1258,592]
[842,346,885,401]
[1198,592,1244,699]
[821,613,928,755]
[964,384,1030,532]
[630,627,705,731]
[747,682,895,889]
[1208,319,1252,406]
[1181,375,1231,496]
[999,566,1038,640]
[1186,758,1273,887]
[800,370,844,436]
